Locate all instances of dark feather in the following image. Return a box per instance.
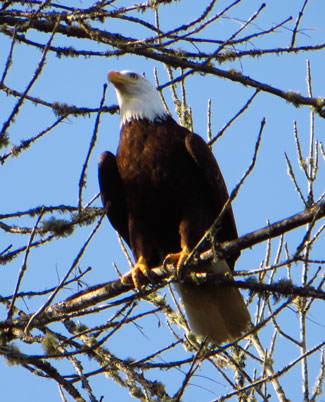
[185,132,239,269]
[98,151,130,246]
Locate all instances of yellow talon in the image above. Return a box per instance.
[164,247,190,278]
[122,256,150,288]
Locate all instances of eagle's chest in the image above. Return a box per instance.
[116,121,189,215]
[118,131,171,178]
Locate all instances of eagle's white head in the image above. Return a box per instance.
[108,70,168,127]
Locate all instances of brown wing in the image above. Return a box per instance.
[98,151,130,246]
[184,133,239,270]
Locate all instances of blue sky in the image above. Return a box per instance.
[1,1,325,401]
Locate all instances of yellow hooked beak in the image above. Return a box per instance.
[108,70,134,86]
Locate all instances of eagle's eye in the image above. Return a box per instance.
[129,73,139,80]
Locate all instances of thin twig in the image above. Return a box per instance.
[7,209,45,320]
[78,83,108,213]
[24,211,106,332]
[290,0,309,48]
[0,16,60,137]
[209,89,260,146]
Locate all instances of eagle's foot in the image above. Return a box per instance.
[122,256,151,289]
[164,247,190,280]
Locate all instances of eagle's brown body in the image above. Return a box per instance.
[99,70,250,344]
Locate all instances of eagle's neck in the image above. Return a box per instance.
[117,88,168,127]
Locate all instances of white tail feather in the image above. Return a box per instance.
[174,260,250,344]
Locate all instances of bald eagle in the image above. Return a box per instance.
[98,70,250,344]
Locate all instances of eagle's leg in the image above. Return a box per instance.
[122,256,151,288]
